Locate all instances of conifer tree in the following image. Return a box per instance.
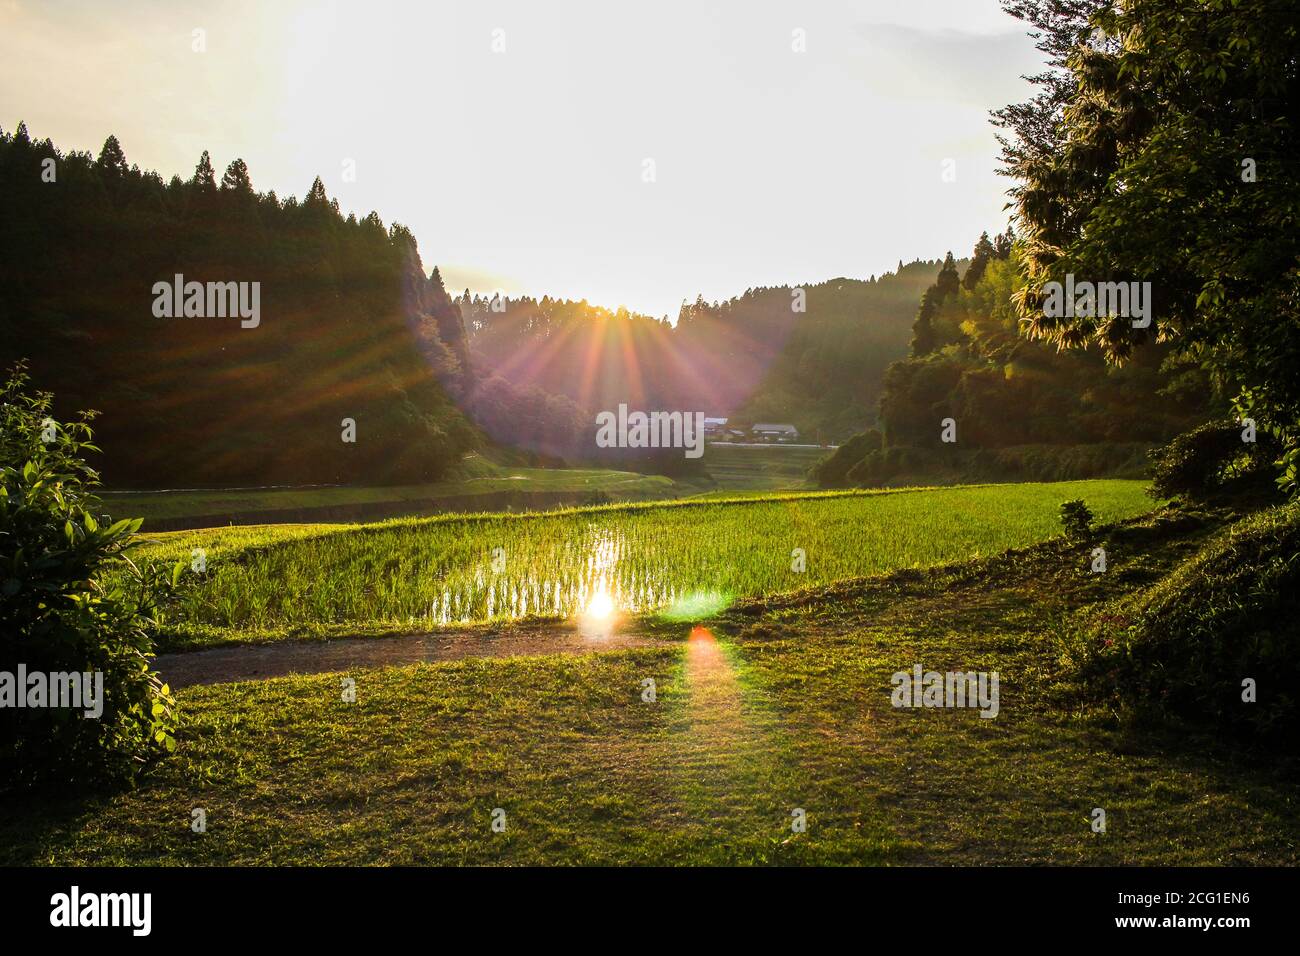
[220,158,252,193]
[962,232,995,290]
[96,134,129,177]
[192,150,217,191]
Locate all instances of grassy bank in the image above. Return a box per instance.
[94,444,839,530]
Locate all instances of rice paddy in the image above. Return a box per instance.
[143,480,1153,645]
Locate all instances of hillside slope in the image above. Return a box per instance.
[0,126,477,487]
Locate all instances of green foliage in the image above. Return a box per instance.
[909,253,961,357]
[819,232,1207,490]
[961,232,998,291]
[1276,443,1300,496]
[999,0,1300,483]
[1148,419,1281,500]
[809,430,881,488]
[1058,498,1093,537]
[878,244,1208,462]
[1065,501,1300,739]
[0,366,179,791]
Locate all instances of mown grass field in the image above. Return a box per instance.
[6,502,1297,866]
[137,479,1154,648]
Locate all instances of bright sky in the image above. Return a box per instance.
[0,0,1044,319]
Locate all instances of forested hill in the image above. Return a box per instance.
[0,125,477,487]
[459,260,949,453]
[719,267,951,441]
[0,122,973,482]
[814,231,1218,488]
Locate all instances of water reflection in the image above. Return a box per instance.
[426,523,728,627]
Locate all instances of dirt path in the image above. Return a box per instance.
[156,624,670,688]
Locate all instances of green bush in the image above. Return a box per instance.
[1058,499,1094,538]
[1064,501,1300,739]
[810,429,881,488]
[1,365,180,792]
[844,450,884,486]
[985,442,1151,482]
[818,437,1154,488]
[1148,419,1280,500]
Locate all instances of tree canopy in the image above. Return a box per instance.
[998,0,1300,488]
[0,128,477,486]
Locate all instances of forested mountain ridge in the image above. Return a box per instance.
[722,267,949,440]
[458,261,948,454]
[0,125,478,487]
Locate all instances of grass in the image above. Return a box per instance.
[97,463,679,526]
[5,502,1296,866]
[1060,499,1300,738]
[94,445,834,530]
[135,479,1155,648]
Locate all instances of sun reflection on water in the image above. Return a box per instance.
[586,590,614,620]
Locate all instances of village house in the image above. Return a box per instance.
[750,423,799,443]
[702,417,729,439]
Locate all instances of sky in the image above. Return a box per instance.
[0,0,1046,319]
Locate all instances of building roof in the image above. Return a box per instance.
[752,423,798,432]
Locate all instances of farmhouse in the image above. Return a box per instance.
[702,417,729,438]
[751,423,799,443]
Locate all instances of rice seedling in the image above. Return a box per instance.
[144,480,1152,642]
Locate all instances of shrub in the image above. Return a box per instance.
[1058,499,1094,538]
[1065,501,1300,739]
[810,429,881,488]
[844,450,884,486]
[1148,419,1280,500]
[1,365,180,792]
